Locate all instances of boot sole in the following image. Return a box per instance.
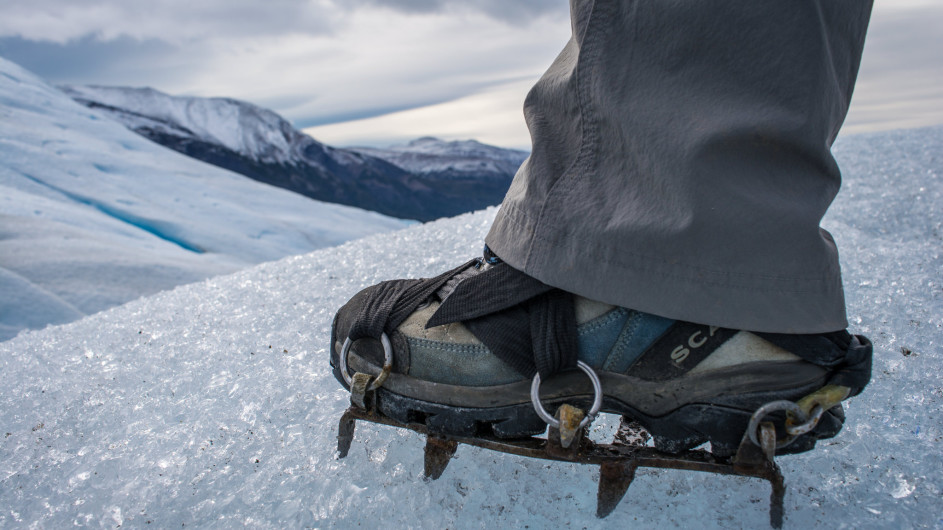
[332,342,844,457]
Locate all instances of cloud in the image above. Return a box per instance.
[843,2,943,133]
[0,0,339,44]
[0,36,191,88]
[344,0,567,24]
[0,0,939,148]
[0,0,565,46]
[304,78,536,148]
[0,1,571,141]
[153,8,569,130]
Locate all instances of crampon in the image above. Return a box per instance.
[335,369,850,529]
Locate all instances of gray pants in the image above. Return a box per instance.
[486,0,872,334]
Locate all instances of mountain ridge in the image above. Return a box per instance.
[0,56,406,341]
[62,85,528,221]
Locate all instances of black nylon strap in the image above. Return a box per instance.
[756,330,873,395]
[428,262,578,378]
[529,289,578,377]
[425,263,555,327]
[465,305,534,376]
[346,259,477,341]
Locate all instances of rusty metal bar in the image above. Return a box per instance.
[335,405,786,528]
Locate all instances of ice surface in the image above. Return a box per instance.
[0,57,407,341]
[0,122,941,527]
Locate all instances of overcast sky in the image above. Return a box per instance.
[1,0,940,149]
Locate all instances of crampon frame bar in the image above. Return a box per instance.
[336,396,787,528]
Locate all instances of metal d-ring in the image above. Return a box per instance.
[747,400,809,449]
[785,404,825,437]
[530,361,603,430]
[339,333,393,391]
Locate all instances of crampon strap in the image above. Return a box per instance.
[756,331,873,396]
[344,259,477,343]
[426,260,578,378]
[344,249,579,379]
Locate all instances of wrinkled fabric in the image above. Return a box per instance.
[486,0,873,333]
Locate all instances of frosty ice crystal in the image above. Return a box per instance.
[1,122,941,526]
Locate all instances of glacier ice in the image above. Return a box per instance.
[1,124,942,527]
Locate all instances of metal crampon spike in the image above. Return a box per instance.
[334,405,788,528]
[596,460,639,518]
[423,436,459,480]
[595,416,646,518]
[758,423,785,529]
[336,409,357,459]
[733,422,785,529]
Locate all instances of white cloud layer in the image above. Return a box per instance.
[304,78,536,148]
[178,9,568,126]
[0,2,570,147]
[0,0,338,44]
[0,0,565,44]
[842,2,943,134]
[0,1,939,147]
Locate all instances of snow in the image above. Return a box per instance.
[0,57,407,341]
[352,137,529,177]
[1,122,941,527]
[58,85,306,166]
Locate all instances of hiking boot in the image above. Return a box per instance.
[330,248,872,457]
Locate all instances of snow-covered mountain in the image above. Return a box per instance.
[62,86,526,221]
[0,56,407,341]
[0,125,940,528]
[59,84,375,168]
[351,136,528,178]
